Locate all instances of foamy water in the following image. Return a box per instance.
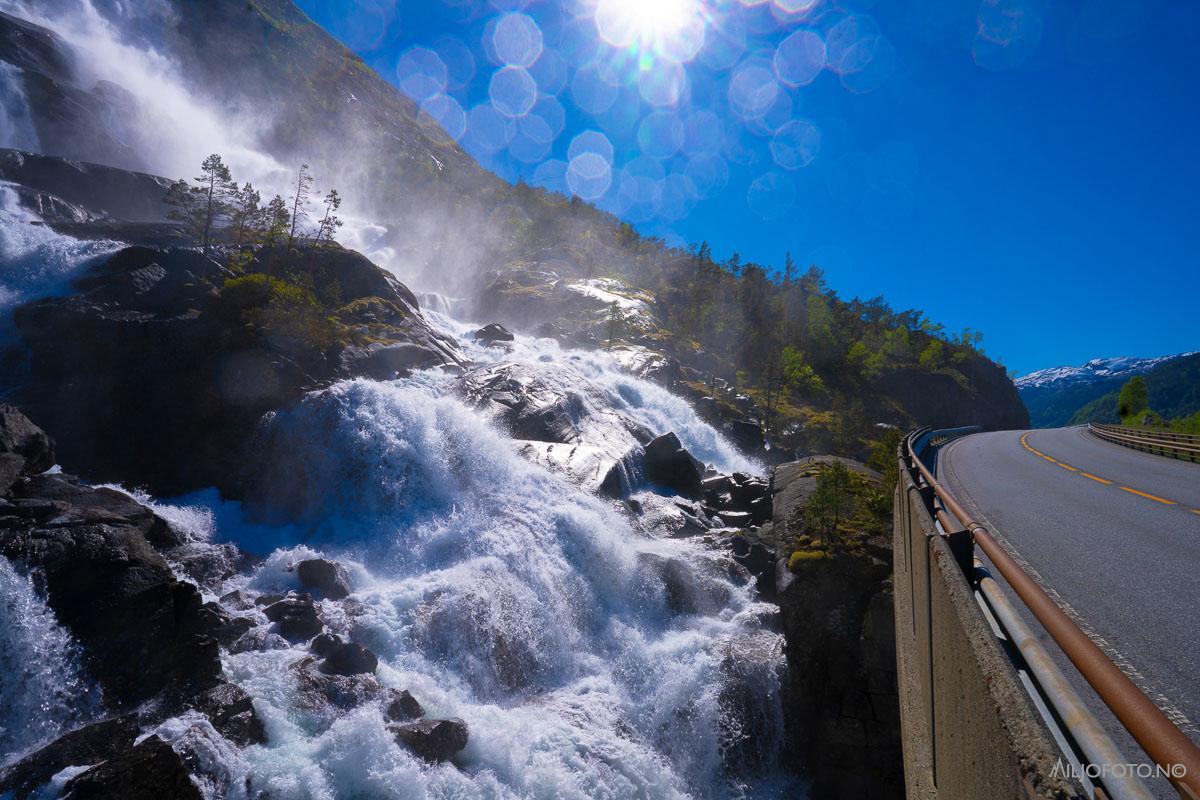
[122,352,795,799]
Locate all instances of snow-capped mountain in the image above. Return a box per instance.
[1016,353,1196,389]
[1017,351,1198,427]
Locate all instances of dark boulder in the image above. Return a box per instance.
[320,641,378,676]
[263,594,324,641]
[455,362,651,448]
[724,419,766,453]
[385,689,425,722]
[191,682,266,746]
[0,716,139,799]
[643,432,705,497]
[717,510,753,528]
[0,404,54,474]
[473,323,514,345]
[296,558,352,600]
[60,735,201,800]
[0,454,24,495]
[310,632,342,657]
[293,656,382,712]
[390,718,469,763]
[0,473,222,708]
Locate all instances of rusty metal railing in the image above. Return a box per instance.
[905,428,1200,799]
[1089,423,1200,463]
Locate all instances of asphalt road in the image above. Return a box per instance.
[939,426,1200,766]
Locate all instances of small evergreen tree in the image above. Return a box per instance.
[197,154,235,252]
[287,163,314,249]
[263,195,290,247]
[164,178,205,242]
[1117,376,1150,420]
[314,188,343,246]
[229,182,264,244]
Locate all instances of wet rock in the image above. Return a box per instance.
[263,594,324,641]
[717,631,786,777]
[60,735,201,800]
[293,656,381,712]
[473,322,514,345]
[310,631,342,657]
[0,453,24,496]
[0,473,221,708]
[385,689,425,722]
[0,716,139,799]
[718,510,753,528]
[514,441,632,498]
[296,558,352,600]
[730,533,777,599]
[192,681,266,746]
[455,362,651,448]
[0,405,54,475]
[724,419,766,453]
[228,627,288,654]
[320,641,378,676]
[205,604,254,648]
[390,718,469,763]
[644,432,704,497]
[12,243,460,499]
[338,341,445,380]
[218,589,255,611]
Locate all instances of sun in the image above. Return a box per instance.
[594,0,703,55]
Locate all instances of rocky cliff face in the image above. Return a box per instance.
[11,240,462,497]
[752,457,904,798]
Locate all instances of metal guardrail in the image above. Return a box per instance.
[1089,423,1200,463]
[902,427,1200,800]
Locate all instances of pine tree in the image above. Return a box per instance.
[264,195,290,247]
[314,188,343,246]
[229,182,263,244]
[164,178,205,242]
[197,154,234,252]
[287,163,314,249]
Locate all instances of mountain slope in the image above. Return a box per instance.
[1067,352,1200,425]
[0,0,1029,452]
[1016,353,1196,428]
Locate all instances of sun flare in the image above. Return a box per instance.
[594,0,704,57]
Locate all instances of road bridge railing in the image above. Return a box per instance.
[896,427,1200,800]
[1088,423,1200,463]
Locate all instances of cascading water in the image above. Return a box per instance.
[0,183,119,312]
[0,62,39,153]
[121,312,803,800]
[0,558,101,762]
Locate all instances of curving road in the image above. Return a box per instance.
[939,426,1200,768]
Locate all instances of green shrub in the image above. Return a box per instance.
[215,274,344,351]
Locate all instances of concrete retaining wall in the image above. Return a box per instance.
[894,460,1087,799]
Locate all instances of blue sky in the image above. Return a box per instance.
[295,0,1199,376]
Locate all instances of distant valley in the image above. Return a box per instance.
[1017,352,1200,428]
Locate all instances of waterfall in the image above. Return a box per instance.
[0,182,120,312]
[156,353,796,798]
[0,61,39,152]
[0,558,101,763]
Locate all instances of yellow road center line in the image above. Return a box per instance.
[1021,433,1195,512]
[1119,486,1176,505]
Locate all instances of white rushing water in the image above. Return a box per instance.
[0,61,40,153]
[0,183,119,312]
[125,310,798,799]
[197,378,789,798]
[0,558,101,762]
